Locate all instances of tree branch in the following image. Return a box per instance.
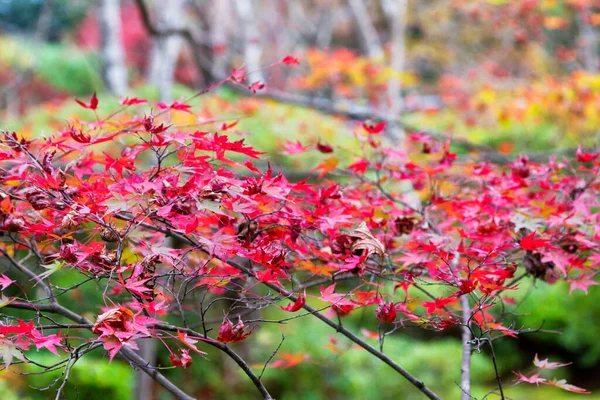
[5,302,194,400]
[460,294,472,400]
[114,214,442,399]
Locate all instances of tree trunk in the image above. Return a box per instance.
[147,0,186,102]
[578,8,598,73]
[348,0,384,59]
[134,339,158,400]
[100,0,129,95]
[234,0,264,83]
[210,0,232,79]
[382,0,407,140]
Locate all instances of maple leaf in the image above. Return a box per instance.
[0,340,26,370]
[376,302,397,323]
[281,55,300,65]
[348,158,369,175]
[0,274,15,290]
[541,250,572,276]
[75,92,98,110]
[362,120,386,134]
[217,317,254,343]
[123,277,154,299]
[37,260,64,281]
[319,284,355,307]
[230,67,247,82]
[533,354,571,369]
[520,232,554,251]
[102,335,139,362]
[312,156,338,178]
[156,100,193,113]
[576,146,598,163]
[316,141,334,153]
[510,212,543,233]
[349,222,385,257]
[513,371,546,385]
[0,295,15,309]
[32,331,63,355]
[248,81,266,93]
[281,140,307,155]
[119,97,147,106]
[567,275,598,294]
[547,379,590,394]
[280,291,306,312]
[92,307,134,334]
[360,328,380,339]
[170,349,193,368]
[423,297,457,315]
[177,331,207,355]
[0,319,34,336]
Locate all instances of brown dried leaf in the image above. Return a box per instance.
[350,222,385,257]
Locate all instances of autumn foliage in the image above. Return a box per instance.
[0,63,598,398]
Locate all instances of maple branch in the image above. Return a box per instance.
[151,323,274,400]
[1,248,54,302]
[223,259,442,400]
[460,294,472,400]
[486,338,505,400]
[7,299,274,400]
[115,215,441,399]
[4,303,195,400]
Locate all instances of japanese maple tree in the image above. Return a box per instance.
[0,63,598,399]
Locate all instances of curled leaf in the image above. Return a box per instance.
[350,222,385,257]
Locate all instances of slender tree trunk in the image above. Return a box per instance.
[100,0,129,95]
[382,0,407,140]
[348,0,384,59]
[316,5,338,48]
[135,339,157,400]
[210,0,231,79]
[578,8,598,73]
[147,0,186,102]
[460,294,472,400]
[234,0,264,83]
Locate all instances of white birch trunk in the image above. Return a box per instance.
[211,0,232,79]
[234,0,264,83]
[382,0,407,140]
[100,0,129,96]
[147,0,186,102]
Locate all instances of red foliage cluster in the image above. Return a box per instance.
[0,71,598,397]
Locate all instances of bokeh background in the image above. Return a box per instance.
[1,0,600,399]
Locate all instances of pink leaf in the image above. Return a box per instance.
[533,354,571,369]
[513,371,546,385]
[0,274,15,291]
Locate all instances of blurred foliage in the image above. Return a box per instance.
[0,36,102,96]
[407,70,600,150]
[0,354,133,400]
[0,0,91,41]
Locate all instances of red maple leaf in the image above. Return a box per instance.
[281,55,300,65]
[520,232,555,251]
[75,92,98,110]
[280,291,306,312]
[362,121,386,134]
